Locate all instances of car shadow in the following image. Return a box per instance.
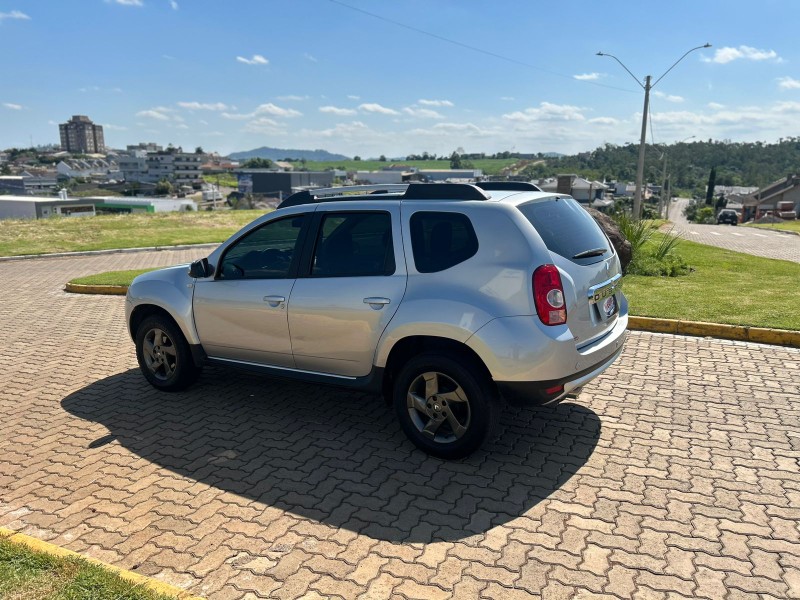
[61,367,601,543]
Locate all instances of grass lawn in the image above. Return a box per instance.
[745,220,800,234]
[0,210,264,257]
[68,234,800,331]
[0,535,176,600]
[624,235,800,330]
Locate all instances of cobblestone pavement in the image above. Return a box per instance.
[1,249,800,599]
[667,198,800,263]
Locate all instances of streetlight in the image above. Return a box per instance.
[597,44,711,219]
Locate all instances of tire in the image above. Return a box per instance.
[392,353,498,459]
[135,315,200,392]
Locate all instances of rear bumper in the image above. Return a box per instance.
[496,341,625,405]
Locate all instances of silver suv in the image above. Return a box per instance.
[126,182,627,458]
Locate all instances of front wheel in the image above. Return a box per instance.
[135,316,200,392]
[392,353,497,459]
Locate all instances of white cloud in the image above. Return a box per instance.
[3,102,23,110]
[253,103,301,117]
[708,102,725,110]
[503,102,586,123]
[418,99,454,107]
[359,103,399,116]
[106,0,143,6]
[222,103,302,120]
[177,101,229,111]
[136,109,170,121]
[243,117,284,134]
[170,0,179,9]
[702,45,781,64]
[777,76,800,90]
[573,73,602,81]
[103,124,128,131]
[347,95,361,100]
[0,10,30,22]
[403,107,444,119]
[277,95,309,101]
[304,53,318,63]
[236,54,269,66]
[320,106,358,116]
[500,96,515,101]
[653,91,685,103]
[588,117,619,126]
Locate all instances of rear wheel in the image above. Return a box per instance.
[392,353,497,459]
[135,316,200,392]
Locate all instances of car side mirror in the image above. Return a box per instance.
[189,257,213,278]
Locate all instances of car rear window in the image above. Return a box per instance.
[517,197,612,265]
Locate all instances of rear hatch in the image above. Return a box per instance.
[517,196,622,347]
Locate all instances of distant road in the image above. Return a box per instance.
[666,197,800,263]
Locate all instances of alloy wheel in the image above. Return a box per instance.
[406,371,471,444]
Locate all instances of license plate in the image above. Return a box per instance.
[601,295,618,318]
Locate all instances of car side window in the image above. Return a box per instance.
[219,215,306,280]
[410,211,478,273]
[311,212,395,277]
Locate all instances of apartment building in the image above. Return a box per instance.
[58,115,105,154]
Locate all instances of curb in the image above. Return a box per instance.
[0,243,218,263]
[0,527,204,599]
[65,282,128,295]
[629,316,800,348]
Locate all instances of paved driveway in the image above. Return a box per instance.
[1,250,799,599]
[668,198,800,263]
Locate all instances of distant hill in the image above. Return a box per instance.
[229,147,349,162]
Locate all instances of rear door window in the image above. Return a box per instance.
[410,211,478,273]
[517,198,611,265]
[311,211,395,277]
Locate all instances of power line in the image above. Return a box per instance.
[327,0,638,95]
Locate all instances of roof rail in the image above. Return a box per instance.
[476,181,542,192]
[278,182,489,208]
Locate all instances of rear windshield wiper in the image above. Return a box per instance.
[572,247,608,259]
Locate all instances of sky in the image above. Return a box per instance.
[2,0,800,158]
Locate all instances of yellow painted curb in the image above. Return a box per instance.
[629,316,800,348]
[65,282,128,295]
[0,527,204,599]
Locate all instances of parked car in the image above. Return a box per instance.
[777,200,797,220]
[717,209,739,225]
[126,182,628,458]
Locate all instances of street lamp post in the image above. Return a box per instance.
[597,44,711,220]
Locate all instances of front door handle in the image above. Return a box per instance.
[264,295,286,307]
[363,297,391,309]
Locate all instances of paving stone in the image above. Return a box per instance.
[1,249,798,600]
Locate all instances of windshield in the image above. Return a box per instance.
[517,197,613,266]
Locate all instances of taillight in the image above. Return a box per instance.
[533,264,567,326]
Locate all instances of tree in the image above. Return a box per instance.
[155,178,174,196]
[449,151,462,169]
[379,154,387,162]
[194,146,204,154]
[705,166,717,205]
[242,157,273,169]
[353,156,361,161]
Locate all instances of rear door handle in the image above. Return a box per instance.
[263,295,285,307]
[363,297,391,308]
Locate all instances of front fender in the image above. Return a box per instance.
[125,265,199,344]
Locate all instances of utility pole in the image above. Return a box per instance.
[634,75,651,220]
[597,44,710,220]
